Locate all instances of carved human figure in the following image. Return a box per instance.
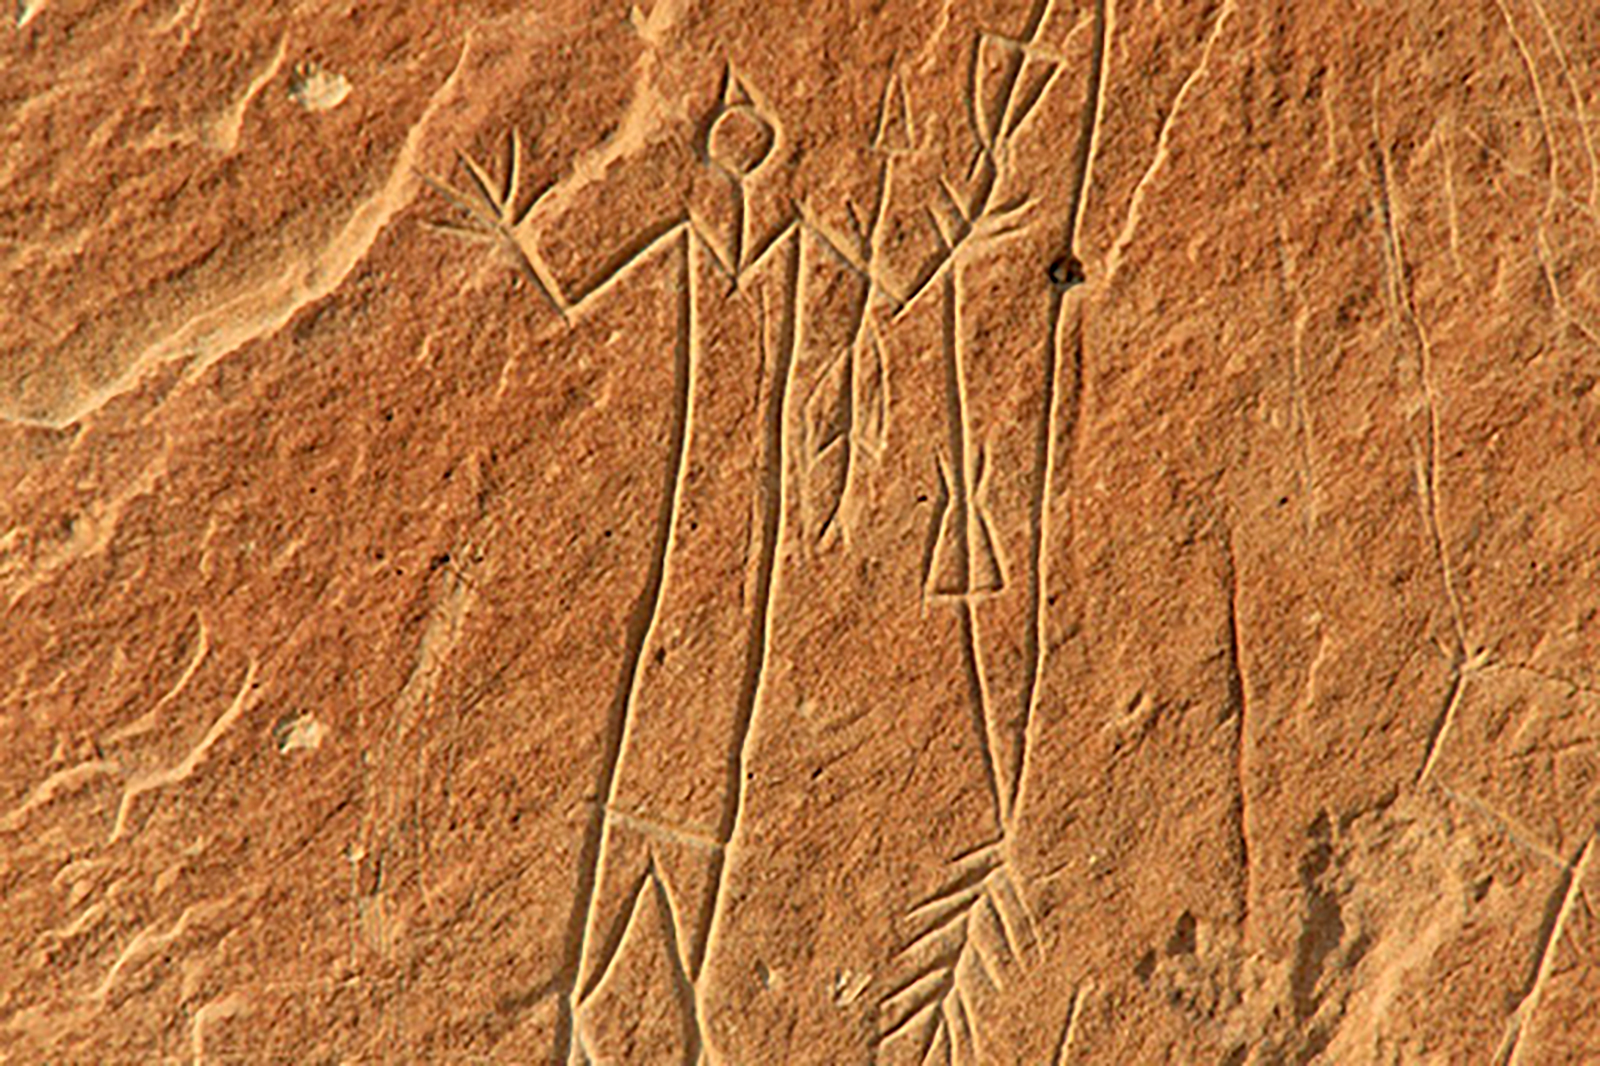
[424,5,1089,1056]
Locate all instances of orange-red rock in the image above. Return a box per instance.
[3,1,1599,1062]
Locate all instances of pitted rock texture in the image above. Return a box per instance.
[3,0,1600,1063]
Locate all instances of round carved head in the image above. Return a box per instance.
[705,70,774,179]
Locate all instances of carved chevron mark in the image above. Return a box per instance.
[565,815,721,1018]
[421,128,568,317]
[875,66,915,155]
[878,844,1040,1065]
[575,853,654,1024]
[574,855,702,1066]
[646,857,706,1063]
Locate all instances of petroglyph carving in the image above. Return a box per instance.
[422,127,568,316]
[419,18,1093,1046]
[15,0,1595,1060]
[878,842,1041,1064]
[706,69,775,181]
[874,67,916,156]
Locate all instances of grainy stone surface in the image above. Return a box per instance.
[4,0,1600,1062]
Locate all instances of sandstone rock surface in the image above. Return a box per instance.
[4,0,1600,1062]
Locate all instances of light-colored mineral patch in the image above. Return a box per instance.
[288,60,350,112]
[273,712,327,753]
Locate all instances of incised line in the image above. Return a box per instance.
[1371,72,1469,660]
[695,225,800,1055]
[1496,834,1596,1066]
[1103,0,1231,285]
[1222,522,1252,927]
[560,227,696,1053]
